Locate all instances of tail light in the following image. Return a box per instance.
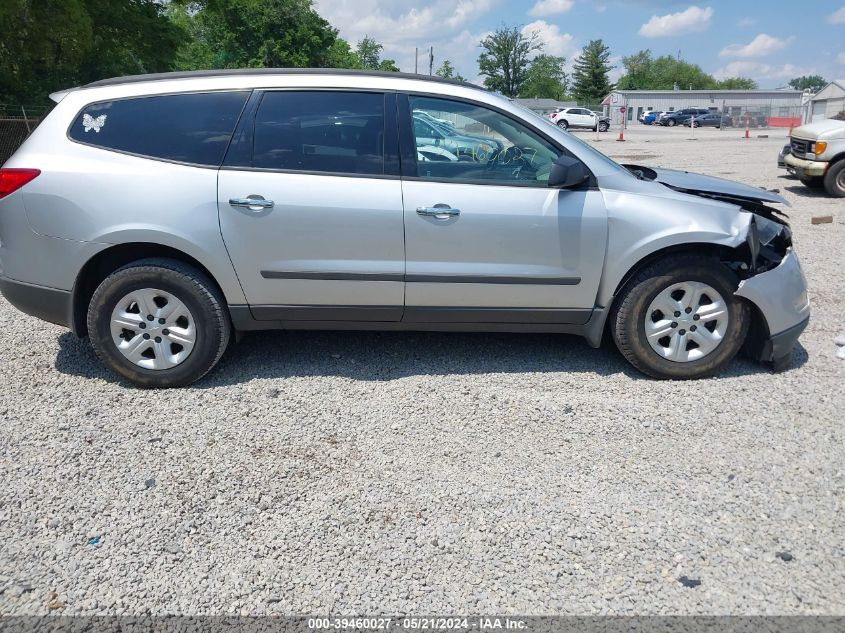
[0,169,41,199]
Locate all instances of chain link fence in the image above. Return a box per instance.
[0,105,49,165]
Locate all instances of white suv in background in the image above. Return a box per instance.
[550,107,599,131]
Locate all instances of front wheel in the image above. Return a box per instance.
[823,160,845,197]
[87,258,230,388]
[610,255,749,379]
[667,119,677,127]
[598,121,609,132]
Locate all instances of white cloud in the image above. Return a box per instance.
[720,34,792,58]
[737,17,756,27]
[528,0,574,18]
[713,61,812,81]
[828,5,845,24]
[313,0,496,77]
[521,20,577,58]
[638,5,713,38]
[838,52,845,65]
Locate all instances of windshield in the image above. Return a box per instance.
[509,100,630,175]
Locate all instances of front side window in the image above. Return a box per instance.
[69,92,249,166]
[252,91,385,175]
[408,95,562,186]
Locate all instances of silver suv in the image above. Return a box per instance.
[0,70,809,387]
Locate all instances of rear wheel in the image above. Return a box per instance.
[557,120,569,131]
[87,258,230,388]
[823,160,845,197]
[667,119,677,127]
[611,255,749,379]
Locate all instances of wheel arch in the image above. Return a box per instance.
[588,241,752,346]
[70,243,228,337]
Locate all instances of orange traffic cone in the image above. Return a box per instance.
[744,126,750,139]
[616,129,625,141]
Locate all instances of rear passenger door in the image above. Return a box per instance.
[218,90,405,322]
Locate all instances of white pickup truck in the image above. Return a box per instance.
[784,118,845,197]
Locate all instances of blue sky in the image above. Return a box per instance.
[313,1,845,88]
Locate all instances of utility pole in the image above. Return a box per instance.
[415,48,418,74]
[429,46,434,75]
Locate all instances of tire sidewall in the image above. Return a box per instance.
[618,263,748,379]
[88,266,224,387]
[823,160,845,197]
[557,120,568,130]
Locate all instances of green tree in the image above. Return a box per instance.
[435,60,466,82]
[170,0,339,69]
[616,50,727,91]
[788,75,827,93]
[519,54,568,100]
[354,37,399,72]
[478,26,541,97]
[355,37,382,70]
[571,39,614,104]
[717,77,758,89]
[1,0,182,105]
[615,49,652,90]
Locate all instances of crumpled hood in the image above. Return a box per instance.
[623,164,790,207]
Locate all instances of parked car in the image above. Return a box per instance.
[784,118,845,196]
[683,113,733,128]
[0,69,809,386]
[638,110,653,123]
[643,111,667,125]
[550,107,605,131]
[659,108,710,127]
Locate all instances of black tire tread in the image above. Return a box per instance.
[823,160,845,197]
[610,254,749,380]
[86,258,230,388]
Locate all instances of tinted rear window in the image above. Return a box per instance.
[251,91,385,175]
[69,92,249,166]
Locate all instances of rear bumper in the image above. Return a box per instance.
[784,153,828,178]
[734,249,810,362]
[0,275,71,328]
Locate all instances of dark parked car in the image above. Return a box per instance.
[659,108,710,127]
[684,113,733,128]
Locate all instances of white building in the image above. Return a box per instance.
[602,89,805,127]
[808,80,845,122]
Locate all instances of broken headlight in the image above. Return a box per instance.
[748,214,791,272]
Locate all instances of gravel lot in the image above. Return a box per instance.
[1,125,844,616]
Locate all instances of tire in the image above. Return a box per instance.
[610,255,749,379]
[799,176,825,189]
[557,120,569,131]
[87,258,230,388]
[667,119,676,127]
[823,160,845,197]
[598,121,609,132]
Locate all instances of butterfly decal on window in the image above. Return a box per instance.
[82,113,107,133]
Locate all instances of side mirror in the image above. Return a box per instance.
[548,155,589,189]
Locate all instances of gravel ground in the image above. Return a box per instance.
[1,125,844,616]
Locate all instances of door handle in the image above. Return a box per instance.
[416,205,460,219]
[229,195,274,211]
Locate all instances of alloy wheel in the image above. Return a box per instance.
[644,281,728,362]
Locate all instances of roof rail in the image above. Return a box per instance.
[82,68,484,91]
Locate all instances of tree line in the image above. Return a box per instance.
[0,0,828,107]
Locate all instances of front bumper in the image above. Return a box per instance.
[0,275,71,328]
[784,153,828,178]
[734,249,810,362]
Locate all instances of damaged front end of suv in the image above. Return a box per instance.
[623,165,810,370]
